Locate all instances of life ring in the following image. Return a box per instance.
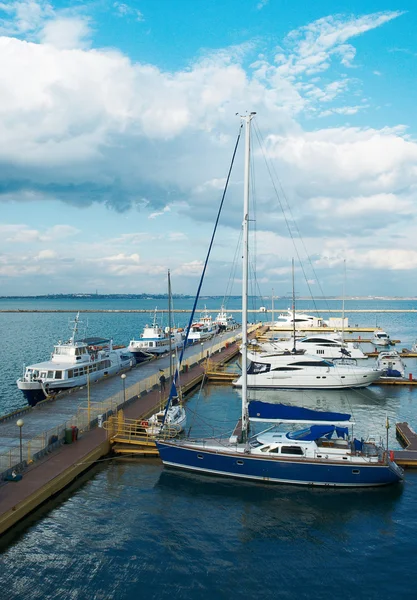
[389,450,395,462]
[141,420,149,427]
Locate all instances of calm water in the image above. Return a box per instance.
[1,298,417,598]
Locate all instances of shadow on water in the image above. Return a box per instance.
[156,468,404,537]
[0,460,109,553]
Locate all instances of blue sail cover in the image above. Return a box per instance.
[248,401,351,423]
[287,425,349,441]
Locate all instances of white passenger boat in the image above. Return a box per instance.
[17,313,134,407]
[187,308,218,343]
[258,333,367,360]
[233,350,383,389]
[214,306,239,332]
[372,330,391,346]
[128,308,184,361]
[376,351,405,378]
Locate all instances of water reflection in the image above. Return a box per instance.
[156,469,404,544]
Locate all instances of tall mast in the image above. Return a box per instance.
[168,269,173,382]
[271,288,274,324]
[342,258,346,342]
[292,258,296,353]
[241,112,255,439]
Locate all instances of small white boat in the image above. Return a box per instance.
[372,330,391,346]
[187,307,218,343]
[143,402,187,436]
[376,351,405,378]
[258,333,367,360]
[17,313,134,407]
[215,306,239,332]
[128,308,184,360]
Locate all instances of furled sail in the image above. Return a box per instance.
[248,401,351,424]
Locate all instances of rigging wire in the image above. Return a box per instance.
[162,121,244,427]
[252,121,333,318]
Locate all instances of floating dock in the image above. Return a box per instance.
[394,423,417,467]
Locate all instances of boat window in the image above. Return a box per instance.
[281,446,304,455]
[236,460,244,465]
[260,446,271,452]
[291,360,333,368]
[197,454,204,460]
[269,447,279,453]
[272,367,301,371]
[40,371,47,378]
[68,370,74,378]
[247,361,271,374]
[47,371,54,378]
[55,371,62,379]
[352,469,360,474]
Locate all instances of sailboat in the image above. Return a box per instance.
[144,270,186,435]
[156,113,403,487]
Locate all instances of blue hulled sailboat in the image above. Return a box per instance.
[156,114,403,487]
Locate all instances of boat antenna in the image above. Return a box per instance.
[292,258,296,353]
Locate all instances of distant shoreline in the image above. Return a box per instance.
[0,309,416,313]
[0,295,417,301]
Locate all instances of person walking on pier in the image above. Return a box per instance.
[159,371,166,393]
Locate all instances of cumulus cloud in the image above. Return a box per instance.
[0,6,414,294]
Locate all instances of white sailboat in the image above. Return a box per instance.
[144,270,186,435]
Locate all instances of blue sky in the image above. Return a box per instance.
[0,0,416,297]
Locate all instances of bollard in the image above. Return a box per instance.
[409,373,413,381]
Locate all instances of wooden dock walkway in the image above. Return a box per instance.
[0,329,248,536]
[394,423,417,467]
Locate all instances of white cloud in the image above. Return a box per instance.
[39,16,91,49]
[113,2,144,21]
[173,260,204,276]
[149,206,171,219]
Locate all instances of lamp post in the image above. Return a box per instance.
[16,418,24,464]
[200,342,204,363]
[121,373,126,404]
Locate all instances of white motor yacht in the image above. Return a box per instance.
[376,351,405,378]
[258,333,367,360]
[372,330,391,346]
[233,350,383,390]
[274,309,326,329]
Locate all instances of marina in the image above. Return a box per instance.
[0,327,248,535]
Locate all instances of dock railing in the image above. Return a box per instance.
[0,327,259,478]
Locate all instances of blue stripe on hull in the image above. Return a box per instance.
[156,442,401,487]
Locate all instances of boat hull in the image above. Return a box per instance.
[156,441,402,487]
[233,371,382,389]
[17,357,134,407]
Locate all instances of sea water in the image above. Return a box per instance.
[0,298,417,598]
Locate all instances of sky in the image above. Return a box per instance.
[1,0,417,297]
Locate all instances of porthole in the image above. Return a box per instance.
[197,454,203,460]
[352,469,360,474]
[236,460,244,465]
